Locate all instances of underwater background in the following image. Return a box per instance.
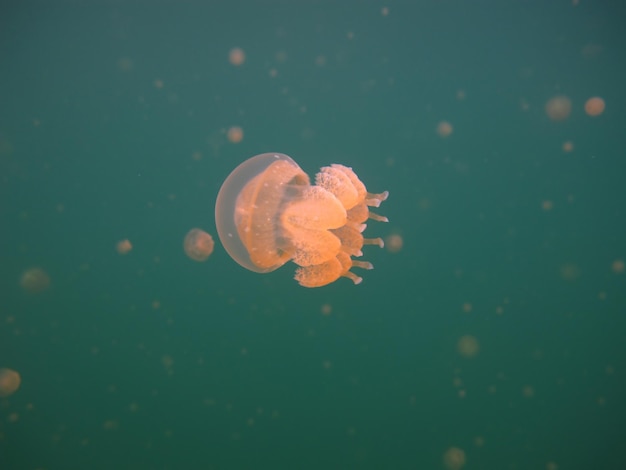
[1,1,625,469]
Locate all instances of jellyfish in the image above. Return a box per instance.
[184,228,215,262]
[0,368,21,397]
[215,153,388,287]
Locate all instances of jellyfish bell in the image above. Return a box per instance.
[215,153,309,272]
[215,152,389,287]
[183,228,214,262]
[0,368,21,397]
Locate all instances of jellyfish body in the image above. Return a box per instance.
[215,153,388,287]
[183,228,214,261]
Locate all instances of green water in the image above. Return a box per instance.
[1,2,625,469]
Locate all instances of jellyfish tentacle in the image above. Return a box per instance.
[368,211,388,223]
[363,237,384,248]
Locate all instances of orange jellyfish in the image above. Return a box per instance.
[0,368,21,397]
[116,239,132,255]
[227,126,244,143]
[229,47,246,66]
[545,95,572,121]
[184,228,215,261]
[584,96,605,117]
[20,267,50,293]
[215,153,388,287]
